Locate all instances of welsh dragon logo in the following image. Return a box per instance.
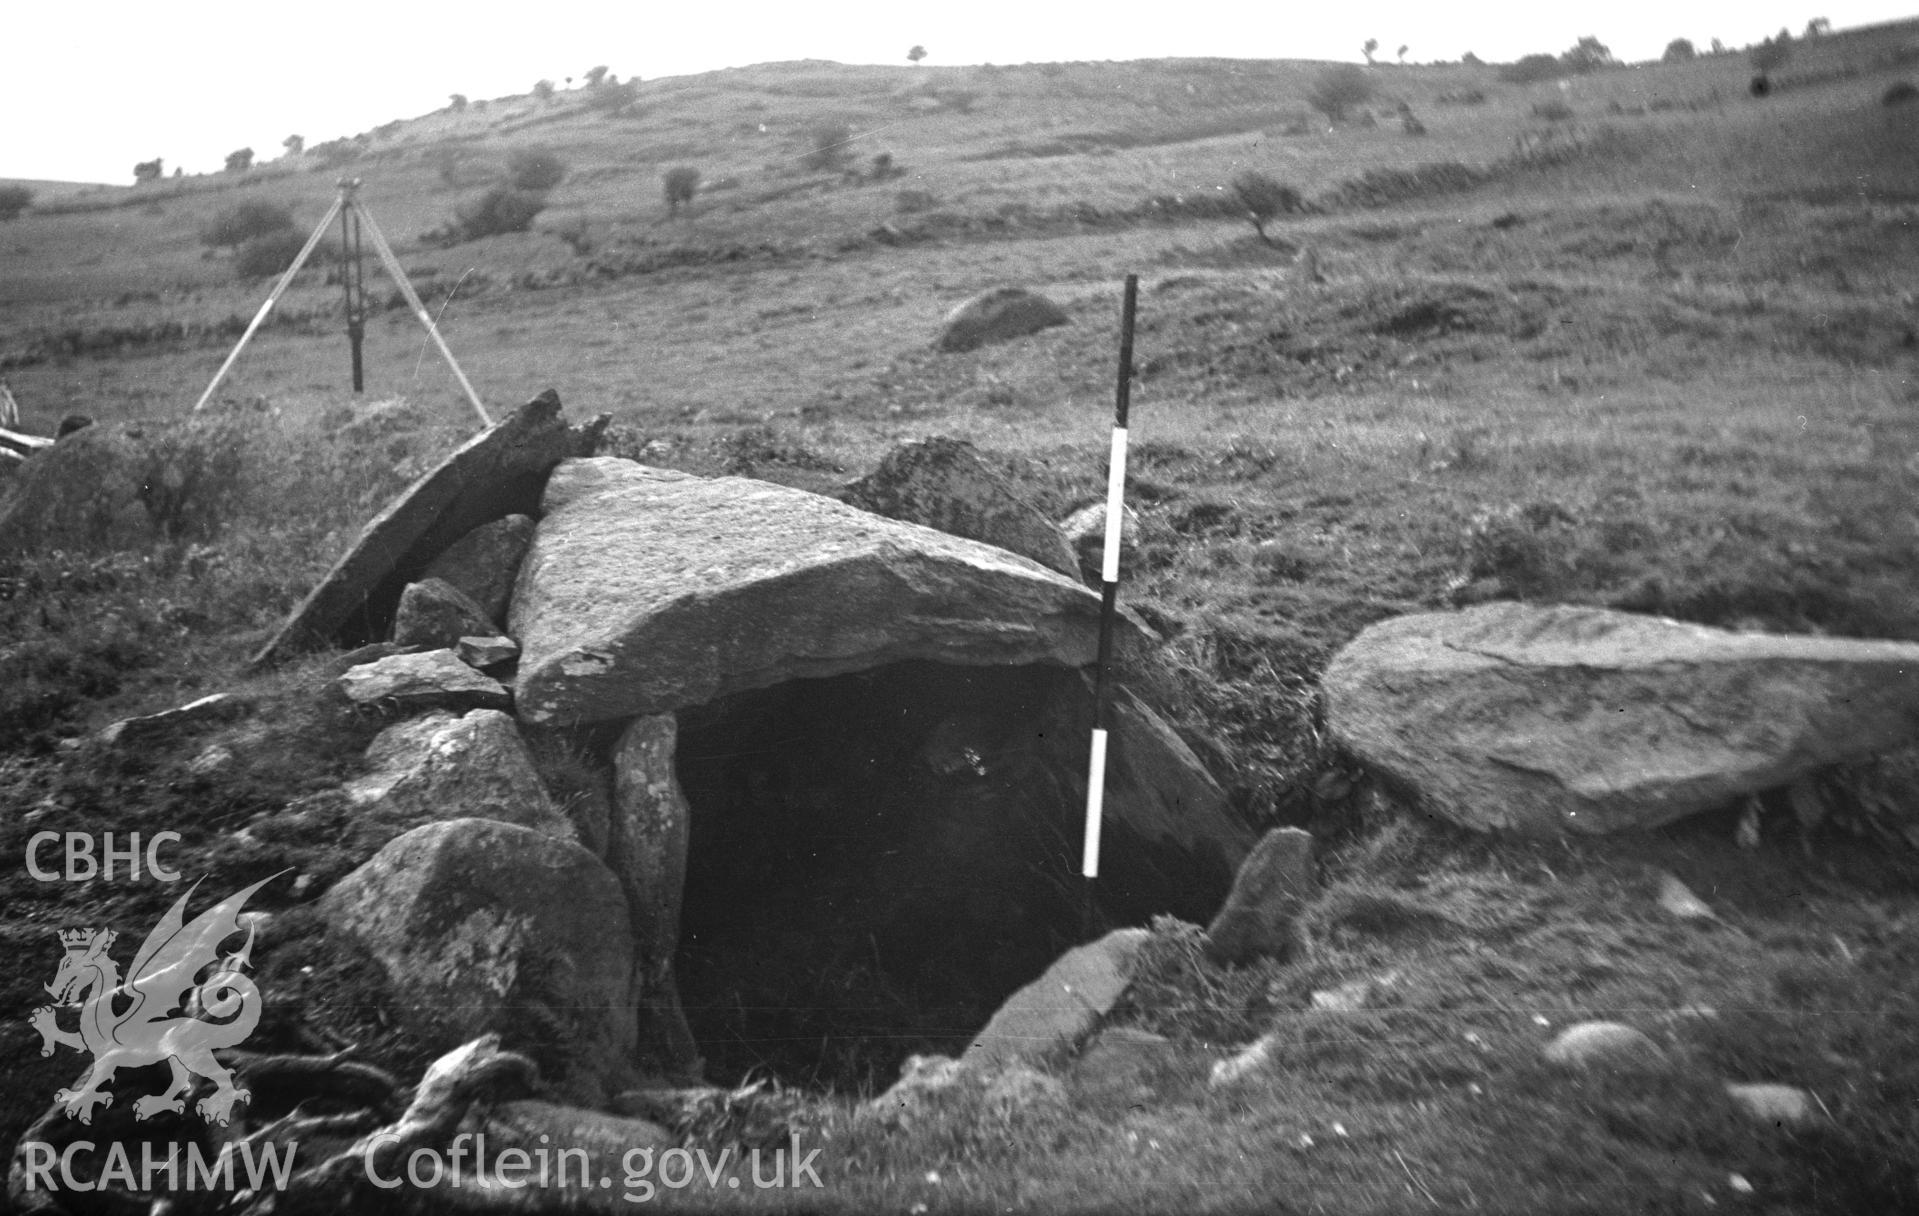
[29,874,281,1126]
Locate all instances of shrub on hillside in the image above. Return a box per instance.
[802,122,854,172]
[200,200,296,251]
[1750,32,1793,74]
[1230,171,1301,244]
[507,147,566,191]
[449,93,468,111]
[449,186,548,242]
[533,79,556,100]
[1885,81,1919,107]
[235,229,311,279]
[133,159,164,185]
[1663,38,1697,63]
[663,166,700,216]
[1531,100,1576,122]
[1307,65,1374,123]
[1500,54,1562,84]
[587,78,640,114]
[0,185,33,222]
[225,148,254,173]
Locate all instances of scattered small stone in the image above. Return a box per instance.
[1209,1033,1275,1089]
[1311,974,1390,1012]
[1655,871,1721,923]
[97,693,252,748]
[1542,1021,1668,1072]
[331,649,511,712]
[458,635,521,670]
[1725,1082,1816,1127]
[186,744,236,776]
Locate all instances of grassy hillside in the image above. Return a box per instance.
[3,20,1919,1214]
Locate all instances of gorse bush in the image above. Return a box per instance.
[235,229,311,279]
[1307,65,1374,122]
[663,166,700,216]
[450,186,548,242]
[200,200,296,251]
[0,185,33,222]
[802,122,854,172]
[507,147,566,192]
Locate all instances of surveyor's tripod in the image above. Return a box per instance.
[191,179,490,426]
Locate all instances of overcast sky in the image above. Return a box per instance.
[6,2,1913,183]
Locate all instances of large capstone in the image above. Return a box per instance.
[510,458,1133,725]
[1324,602,1919,835]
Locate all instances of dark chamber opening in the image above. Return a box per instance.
[673,660,1173,1094]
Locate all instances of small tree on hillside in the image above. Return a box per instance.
[448,187,547,243]
[1663,38,1696,63]
[507,146,567,191]
[134,158,165,184]
[1308,64,1374,122]
[1362,39,1379,65]
[1500,53,1562,83]
[449,93,469,111]
[0,185,34,222]
[1561,36,1616,73]
[586,77,640,114]
[908,45,927,63]
[1231,171,1300,245]
[584,64,610,87]
[533,78,556,101]
[283,134,304,156]
[664,166,700,216]
[1461,51,1483,66]
[225,147,254,173]
[1397,45,1409,64]
[1711,38,1726,54]
[1806,17,1830,37]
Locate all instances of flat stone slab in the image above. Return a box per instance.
[332,648,510,712]
[97,693,252,747]
[511,458,1125,724]
[252,391,605,667]
[1323,602,1919,835]
[963,928,1148,1072]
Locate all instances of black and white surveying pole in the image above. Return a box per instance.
[1082,273,1138,883]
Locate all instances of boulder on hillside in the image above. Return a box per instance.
[342,709,573,847]
[252,391,606,667]
[392,578,498,649]
[423,514,536,626]
[935,287,1070,353]
[318,818,640,1106]
[840,436,1080,579]
[510,458,1135,725]
[1323,602,1919,835]
[0,418,240,554]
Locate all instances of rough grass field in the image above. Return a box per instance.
[3,23,1919,1214]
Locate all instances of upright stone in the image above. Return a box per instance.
[1324,602,1919,835]
[318,818,640,1105]
[423,514,537,627]
[840,437,1080,579]
[511,459,1130,724]
[252,391,606,666]
[612,714,702,1081]
[1203,827,1317,966]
